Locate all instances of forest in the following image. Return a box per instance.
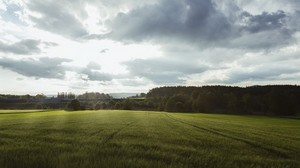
[1,85,300,116]
[145,85,300,115]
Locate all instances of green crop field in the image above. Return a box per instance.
[0,110,299,168]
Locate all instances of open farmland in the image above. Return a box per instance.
[0,110,299,168]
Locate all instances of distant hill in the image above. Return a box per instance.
[44,93,139,99]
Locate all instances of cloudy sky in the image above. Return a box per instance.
[0,0,300,95]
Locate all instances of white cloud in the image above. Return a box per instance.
[0,1,6,12]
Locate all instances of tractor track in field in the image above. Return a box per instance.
[195,118,300,143]
[100,121,137,145]
[0,120,59,131]
[0,110,52,115]
[165,113,290,159]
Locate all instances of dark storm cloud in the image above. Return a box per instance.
[288,10,300,31]
[124,58,208,84]
[106,0,297,49]
[107,0,231,45]
[0,39,41,55]
[27,0,88,39]
[0,57,71,79]
[240,10,287,33]
[228,10,296,49]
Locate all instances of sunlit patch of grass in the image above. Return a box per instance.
[0,110,299,167]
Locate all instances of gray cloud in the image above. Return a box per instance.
[106,0,297,50]
[227,10,295,49]
[288,10,300,31]
[80,69,112,82]
[27,0,88,39]
[42,41,59,47]
[22,0,298,50]
[79,62,112,82]
[1,0,299,88]
[229,66,299,83]
[229,29,294,50]
[0,57,114,82]
[124,58,208,84]
[206,63,300,84]
[240,10,287,33]
[0,39,41,55]
[24,0,155,40]
[0,39,59,55]
[0,57,72,79]
[107,0,231,45]
[86,62,101,70]
[100,48,109,53]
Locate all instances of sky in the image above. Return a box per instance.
[0,0,300,95]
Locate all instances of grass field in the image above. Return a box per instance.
[0,110,299,168]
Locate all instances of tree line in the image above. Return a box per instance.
[67,85,300,116]
[145,85,300,115]
[1,85,300,116]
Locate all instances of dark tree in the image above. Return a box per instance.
[122,99,132,110]
[165,94,191,112]
[146,85,300,115]
[66,99,81,111]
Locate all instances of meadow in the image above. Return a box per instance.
[0,110,299,168]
